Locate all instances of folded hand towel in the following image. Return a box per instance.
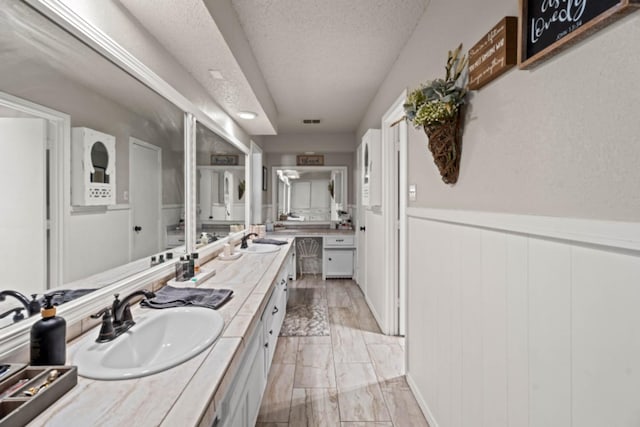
[39,289,97,307]
[252,238,287,245]
[140,286,233,310]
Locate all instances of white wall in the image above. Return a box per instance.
[406,209,640,427]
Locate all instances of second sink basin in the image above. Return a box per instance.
[74,306,224,380]
[241,244,281,254]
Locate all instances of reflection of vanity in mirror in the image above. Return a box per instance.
[272,166,348,225]
[0,1,245,330]
[197,122,247,238]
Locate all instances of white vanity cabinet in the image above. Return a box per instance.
[217,257,290,427]
[323,235,355,279]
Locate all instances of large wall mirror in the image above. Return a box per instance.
[0,0,188,329]
[196,122,247,240]
[272,166,347,224]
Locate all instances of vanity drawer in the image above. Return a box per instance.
[324,235,354,247]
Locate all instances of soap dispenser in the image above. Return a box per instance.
[30,292,66,366]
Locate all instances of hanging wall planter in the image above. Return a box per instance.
[404,44,468,185]
[423,108,464,184]
[238,179,245,200]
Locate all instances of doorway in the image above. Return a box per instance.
[381,91,408,336]
[0,92,66,291]
[130,138,162,260]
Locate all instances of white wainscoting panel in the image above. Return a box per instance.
[406,209,640,427]
[506,235,529,427]
[481,231,508,427]
[65,207,130,283]
[459,226,482,427]
[571,246,640,427]
[528,238,572,427]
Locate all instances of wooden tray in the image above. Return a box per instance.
[0,365,77,427]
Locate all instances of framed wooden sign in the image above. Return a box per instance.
[211,154,239,166]
[468,17,518,90]
[520,0,640,69]
[296,155,324,166]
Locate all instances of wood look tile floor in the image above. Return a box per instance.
[257,276,429,427]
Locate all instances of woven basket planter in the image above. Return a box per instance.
[423,112,463,184]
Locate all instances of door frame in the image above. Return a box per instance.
[381,90,408,336]
[0,91,67,289]
[129,137,162,259]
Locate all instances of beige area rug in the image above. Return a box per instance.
[279,303,329,336]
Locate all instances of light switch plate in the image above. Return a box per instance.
[409,184,417,201]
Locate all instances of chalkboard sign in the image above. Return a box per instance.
[520,0,639,68]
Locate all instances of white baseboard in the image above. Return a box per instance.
[363,292,385,334]
[406,372,440,427]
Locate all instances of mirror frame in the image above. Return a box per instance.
[0,0,252,358]
[271,165,348,225]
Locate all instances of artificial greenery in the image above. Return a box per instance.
[404,44,468,128]
[238,179,245,200]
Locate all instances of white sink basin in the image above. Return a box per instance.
[74,306,224,380]
[240,244,281,254]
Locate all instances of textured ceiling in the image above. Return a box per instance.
[231,0,427,133]
[121,0,277,135]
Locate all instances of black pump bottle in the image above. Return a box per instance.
[30,292,66,365]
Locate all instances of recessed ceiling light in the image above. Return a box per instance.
[237,111,257,120]
[304,151,315,155]
[208,69,224,80]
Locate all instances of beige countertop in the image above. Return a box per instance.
[28,239,294,427]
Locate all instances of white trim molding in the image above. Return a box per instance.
[407,207,640,252]
[25,0,250,155]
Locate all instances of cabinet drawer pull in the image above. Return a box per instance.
[272,306,279,315]
[264,342,269,348]
[269,329,273,335]
[336,239,344,242]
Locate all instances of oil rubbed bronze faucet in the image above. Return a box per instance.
[91,289,155,343]
[0,290,41,316]
[240,233,258,249]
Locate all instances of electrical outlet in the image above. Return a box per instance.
[409,184,417,201]
[123,190,129,201]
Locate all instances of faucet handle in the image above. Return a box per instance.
[28,294,41,316]
[91,307,115,343]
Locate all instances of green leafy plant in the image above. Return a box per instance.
[404,44,468,128]
[238,179,245,200]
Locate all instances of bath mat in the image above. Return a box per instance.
[279,303,329,337]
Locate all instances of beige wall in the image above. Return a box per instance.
[358,0,640,221]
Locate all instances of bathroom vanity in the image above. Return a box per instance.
[26,240,294,427]
[269,228,356,280]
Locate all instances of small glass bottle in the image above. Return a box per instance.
[192,252,200,274]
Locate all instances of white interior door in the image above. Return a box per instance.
[0,118,47,294]
[131,139,161,259]
[356,143,367,292]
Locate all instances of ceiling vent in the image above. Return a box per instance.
[302,119,321,124]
